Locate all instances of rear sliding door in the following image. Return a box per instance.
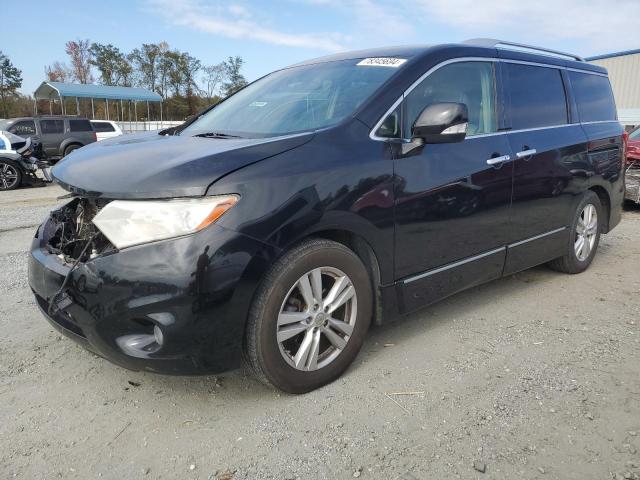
[502,62,588,275]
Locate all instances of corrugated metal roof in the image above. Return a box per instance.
[34,81,162,102]
[585,49,640,61]
[618,109,640,125]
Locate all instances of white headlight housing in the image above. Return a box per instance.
[92,195,238,249]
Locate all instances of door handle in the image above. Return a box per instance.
[486,154,511,166]
[516,149,537,159]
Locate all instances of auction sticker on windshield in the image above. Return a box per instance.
[357,57,407,68]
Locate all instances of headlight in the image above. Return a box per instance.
[92,195,238,249]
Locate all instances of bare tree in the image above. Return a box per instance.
[65,39,93,84]
[202,63,225,99]
[45,61,71,82]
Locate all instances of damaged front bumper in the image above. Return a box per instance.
[28,199,275,375]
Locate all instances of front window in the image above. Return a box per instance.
[402,61,497,138]
[182,58,407,138]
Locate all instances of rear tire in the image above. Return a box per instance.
[0,160,22,191]
[244,238,373,394]
[63,144,81,157]
[548,191,602,274]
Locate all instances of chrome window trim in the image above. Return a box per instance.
[403,247,506,284]
[369,57,612,142]
[580,120,621,126]
[508,227,567,248]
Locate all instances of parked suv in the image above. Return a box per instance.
[0,116,96,162]
[28,40,625,393]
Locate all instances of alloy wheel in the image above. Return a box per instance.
[0,163,19,190]
[277,266,357,371]
[574,204,598,261]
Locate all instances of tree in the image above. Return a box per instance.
[90,43,132,86]
[45,61,71,82]
[65,39,93,84]
[0,51,23,117]
[202,63,225,99]
[221,56,247,97]
[129,42,168,95]
[180,53,202,114]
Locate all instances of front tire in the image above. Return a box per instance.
[548,191,602,274]
[244,238,373,393]
[0,161,22,191]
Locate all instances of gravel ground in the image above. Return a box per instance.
[1,184,639,480]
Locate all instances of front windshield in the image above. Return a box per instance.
[182,58,407,138]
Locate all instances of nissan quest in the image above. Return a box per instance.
[28,39,626,393]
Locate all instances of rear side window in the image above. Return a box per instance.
[569,72,617,122]
[40,119,64,134]
[403,61,497,138]
[92,122,115,132]
[506,64,568,130]
[69,119,93,132]
[8,120,36,136]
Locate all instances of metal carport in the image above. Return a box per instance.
[33,81,163,123]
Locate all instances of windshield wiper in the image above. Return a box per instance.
[194,132,243,139]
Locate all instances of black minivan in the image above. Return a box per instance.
[28,39,625,393]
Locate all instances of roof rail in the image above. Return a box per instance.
[464,38,584,62]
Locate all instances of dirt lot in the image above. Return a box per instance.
[1,184,638,480]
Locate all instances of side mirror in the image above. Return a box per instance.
[411,102,468,144]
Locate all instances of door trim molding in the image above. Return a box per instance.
[402,247,506,285]
[401,226,568,285]
[507,227,567,248]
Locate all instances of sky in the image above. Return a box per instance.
[3,0,640,96]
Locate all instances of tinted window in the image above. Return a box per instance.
[69,119,93,132]
[506,64,568,129]
[375,105,401,138]
[91,122,115,132]
[8,120,36,136]
[403,61,497,138]
[569,71,617,123]
[40,119,64,134]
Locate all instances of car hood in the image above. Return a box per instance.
[52,131,313,199]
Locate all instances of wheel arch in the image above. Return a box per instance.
[292,229,385,326]
[61,140,83,155]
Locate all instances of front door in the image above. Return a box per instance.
[391,60,514,312]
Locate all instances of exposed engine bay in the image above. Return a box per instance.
[44,197,116,263]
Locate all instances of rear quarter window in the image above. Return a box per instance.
[69,119,93,132]
[91,122,115,132]
[569,72,617,123]
[505,63,568,130]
